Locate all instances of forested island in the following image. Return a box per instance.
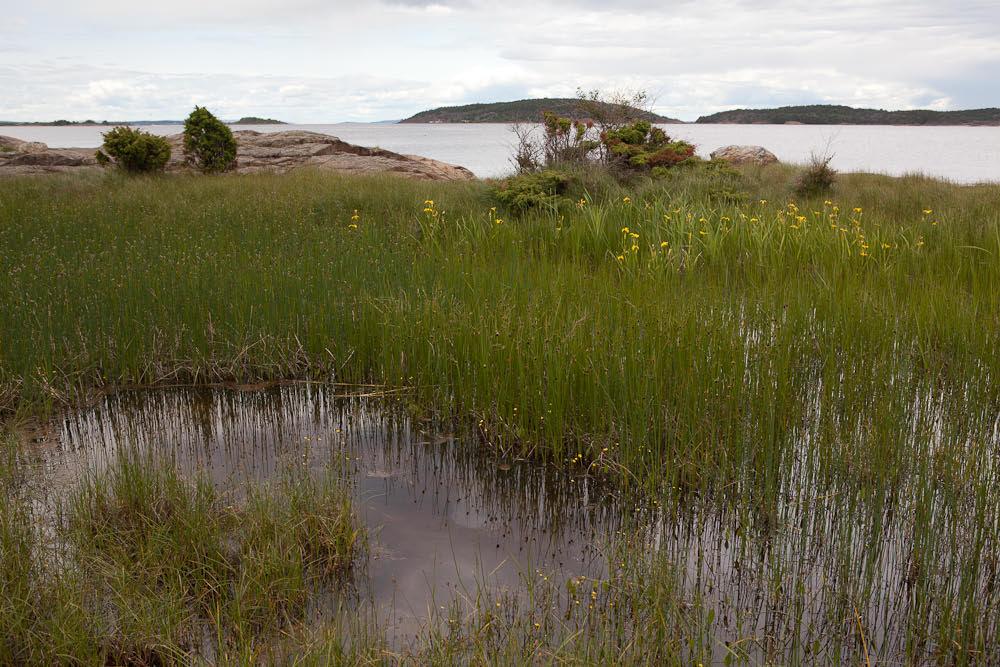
[231,117,286,125]
[401,98,680,124]
[0,120,183,126]
[696,104,1000,125]
[0,117,286,127]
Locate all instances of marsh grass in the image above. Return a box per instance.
[2,165,1000,661]
[1,445,366,664]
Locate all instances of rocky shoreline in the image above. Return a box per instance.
[0,130,475,181]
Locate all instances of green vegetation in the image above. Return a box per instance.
[183,106,238,173]
[95,126,172,173]
[232,116,286,125]
[1,163,999,661]
[697,103,1000,125]
[401,97,679,124]
[0,447,366,663]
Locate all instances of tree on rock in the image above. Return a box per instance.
[95,126,171,173]
[183,106,237,173]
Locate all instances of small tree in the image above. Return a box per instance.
[95,126,171,173]
[576,89,654,163]
[183,106,237,173]
[602,121,695,171]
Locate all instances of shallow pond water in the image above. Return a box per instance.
[14,383,997,663]
[21,384,631,646]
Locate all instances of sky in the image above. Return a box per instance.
[2,0,999,122]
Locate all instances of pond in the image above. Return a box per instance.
[13,383,997,663]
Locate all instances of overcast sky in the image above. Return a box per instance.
[2,0,998,122]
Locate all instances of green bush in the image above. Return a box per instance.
[794,154,836,197]
[493,170,573,209]
[183,106,237,174]
[603,121,696,171]
[95,127,171,174]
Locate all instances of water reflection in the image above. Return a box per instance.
[42,385,626,643]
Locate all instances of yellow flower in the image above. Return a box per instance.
[660,241,668,248]
[423,207,434,214]
[424,199,434,206]
[630,244,639,252]
[348,223,358,230]
[622,196,631,204]
[922,208,932,215]
[621,227,629,234]
[759,199,767,205]
[853,207,863,213]
[616,254,624,262]
[495,218,504,225]
[629,232,639,239]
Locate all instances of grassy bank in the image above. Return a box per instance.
[2,164,1000,661]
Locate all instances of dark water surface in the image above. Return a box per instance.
[16,383,996,663]
[24,385,629,645]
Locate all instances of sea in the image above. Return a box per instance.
[3,122,999,184]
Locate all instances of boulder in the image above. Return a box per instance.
[0,135,49,154]
[709,145,779,166]
[0,130,475,180]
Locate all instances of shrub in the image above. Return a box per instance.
[602,121,696,172]
[493,170,572,209]
[794,153,836,197]
[95,127,171,174]
[183,106,237,174]
[506,91,696,180]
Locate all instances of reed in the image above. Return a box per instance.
[1,164,999,662]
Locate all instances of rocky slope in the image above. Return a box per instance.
[0,130,475,180]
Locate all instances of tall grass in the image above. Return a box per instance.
[0,444,367,664]
[2,166,999,661]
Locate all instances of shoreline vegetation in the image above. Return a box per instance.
[402,101,1000,125]
[0,116,286,127]
[3,96,1000,662]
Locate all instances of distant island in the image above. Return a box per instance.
[0,117,286,127]
[0,120,183,126]
[231,117,286,125]
[400,98,681,124]
[696,105,1000,126]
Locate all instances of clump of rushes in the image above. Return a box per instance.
[58,452,365,659]
[414,537,708,665]
[793,151,837,197]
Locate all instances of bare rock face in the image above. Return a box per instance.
[709,145,779,166]
[0,130,475,181]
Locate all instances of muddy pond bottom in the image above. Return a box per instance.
[27,384,631,645]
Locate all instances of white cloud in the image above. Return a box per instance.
[1,0,997,121]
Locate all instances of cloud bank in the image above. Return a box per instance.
[2,0,998,121]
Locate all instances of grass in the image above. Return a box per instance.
[1,445,367,664]
[1,163,999,662]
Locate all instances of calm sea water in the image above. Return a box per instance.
[4,122,999,183]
